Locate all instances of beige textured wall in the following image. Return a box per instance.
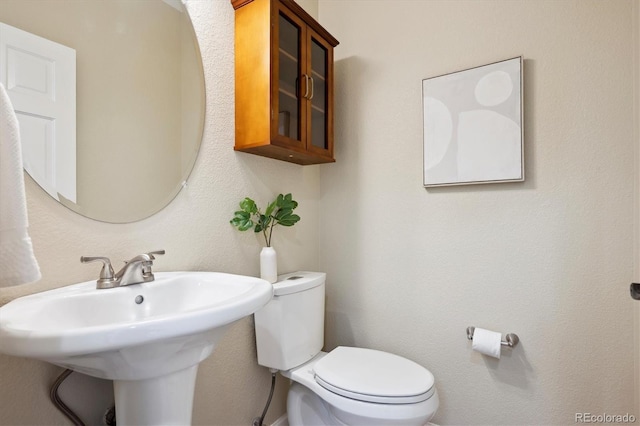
[318,0,636,425]
[0,0,319,424]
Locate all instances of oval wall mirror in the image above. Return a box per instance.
[0,0,205,223]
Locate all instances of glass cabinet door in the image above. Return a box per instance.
[276,10,303,145]
[309,37,327,149]
[272,4,334,161]
[307,30,332,156]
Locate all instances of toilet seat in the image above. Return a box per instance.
[313,346,435,404]
[285,351,439,426]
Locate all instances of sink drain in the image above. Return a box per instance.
[134,295,144,304]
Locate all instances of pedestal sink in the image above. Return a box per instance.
[0,271,273,425]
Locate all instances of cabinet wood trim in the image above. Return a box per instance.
[233,0,339,48]
[280,0,338,47]
[231,0,254,10]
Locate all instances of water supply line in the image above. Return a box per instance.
[50,369,85,426]
[252,369,278,426]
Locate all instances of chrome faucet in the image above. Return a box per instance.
[81,250,165,289]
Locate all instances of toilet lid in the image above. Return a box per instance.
[313,346,435,404]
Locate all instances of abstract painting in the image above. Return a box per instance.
[423,57,524,187]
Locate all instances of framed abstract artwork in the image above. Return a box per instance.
[422,57,524,187]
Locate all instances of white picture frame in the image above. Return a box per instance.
[422,56,524,187]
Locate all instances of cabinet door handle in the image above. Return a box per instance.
[309,76,314,100]
[302,74,310,99]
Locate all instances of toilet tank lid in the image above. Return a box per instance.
[273,271,326,296]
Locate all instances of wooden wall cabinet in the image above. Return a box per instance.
[232,0,339,165]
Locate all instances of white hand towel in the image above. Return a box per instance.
[0,83,41,286]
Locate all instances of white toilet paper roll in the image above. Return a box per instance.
[471,328,502,359]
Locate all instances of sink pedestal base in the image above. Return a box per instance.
[114,365,199,426]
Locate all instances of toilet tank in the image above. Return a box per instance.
[254,271,325,371]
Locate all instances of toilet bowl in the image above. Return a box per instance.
[254,272,439,426]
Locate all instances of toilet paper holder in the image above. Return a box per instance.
[466,326,519,348]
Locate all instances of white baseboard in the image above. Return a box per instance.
[271,413,289,426]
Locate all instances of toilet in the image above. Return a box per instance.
[254,271,439,426]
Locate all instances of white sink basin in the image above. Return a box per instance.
[0,271,273,425]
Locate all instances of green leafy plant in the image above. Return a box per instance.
[230,193,301,247]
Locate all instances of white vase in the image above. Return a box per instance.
[260,247,277,284]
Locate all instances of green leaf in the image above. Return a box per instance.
[239,197,257,214]
[230,210,254,231]
[276,193,298,210]
[231,210,249,219]
[274,208,293,220]
[290,214,300,222]
[284,193,298,208]
[277,213,300,227]
[238,220,254,231]
[230,211,248,224]
[265,200,277,217]
[231,218,254,231]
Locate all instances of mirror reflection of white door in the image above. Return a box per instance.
[0,22,76,202]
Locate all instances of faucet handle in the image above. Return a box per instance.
[145,250,165,260]
[80,256,114,278]
[80,256,117,289]
[123,250,164,264]
[137,250,164,278]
